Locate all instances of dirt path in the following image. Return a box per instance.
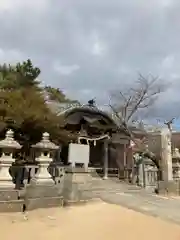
[0,201,180,240]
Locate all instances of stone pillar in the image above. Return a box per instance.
[0,130,21,188]
[63,167,93,204]
[172,148,180,180]
[103,140,108,180]
[148,128,178,194]
[160,128,173,182]
[148,128,173,182]
[31,132,58,185]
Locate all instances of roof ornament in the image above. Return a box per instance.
[88,99,96,107]
[164,118,175,132]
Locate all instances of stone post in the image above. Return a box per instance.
[148,128,177,194]
[31,132,58,185]
[160,128,173,182]
[0,130,21,188]
[148,129,173,181]
[103,140,109,180]
[172,148,180,180]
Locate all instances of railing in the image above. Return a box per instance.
[49,163,66,184]
[127,165,159,187]
[9,163,66,189]
[90,167,119,178]
[144,168,158,187]
[89,164,159,188]
[9,162,160,190]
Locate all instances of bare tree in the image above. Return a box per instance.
[110,74,166,123]
[109,74,167,167]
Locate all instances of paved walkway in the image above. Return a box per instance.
[90,178,180,224]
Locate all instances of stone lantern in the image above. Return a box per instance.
[0,129,21,187]
[172,148,180,180]
[32,132,58,185]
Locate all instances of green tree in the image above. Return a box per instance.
[0,88,74,157]
[0,89,56,135]
[0,59,41,90]
[0,59,79,154]
[44,86,79,104]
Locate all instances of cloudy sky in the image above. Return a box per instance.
[0,0,180,121]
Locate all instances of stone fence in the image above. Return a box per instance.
[10,164,65,189]
[130,154,159,189]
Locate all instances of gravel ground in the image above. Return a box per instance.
[0,201,180,240]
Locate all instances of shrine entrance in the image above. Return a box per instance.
[60,138,106,176]
[89,140,104,168]
[58,100,130,179]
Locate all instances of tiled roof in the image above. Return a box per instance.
[46,100,80,115]
[46,100,148,135]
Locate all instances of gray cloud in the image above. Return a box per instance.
[0,0,180,118]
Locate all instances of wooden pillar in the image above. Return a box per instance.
[126,145,134,183]
[123,144,127,179]
[103,140,108,180]
[117,144,126,179]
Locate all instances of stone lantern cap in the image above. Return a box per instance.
[172,148,180,159]
[32,132,58,150]
[0,129,21,149]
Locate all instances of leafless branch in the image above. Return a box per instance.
[109,74,168,168]
[110,74,166,123]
